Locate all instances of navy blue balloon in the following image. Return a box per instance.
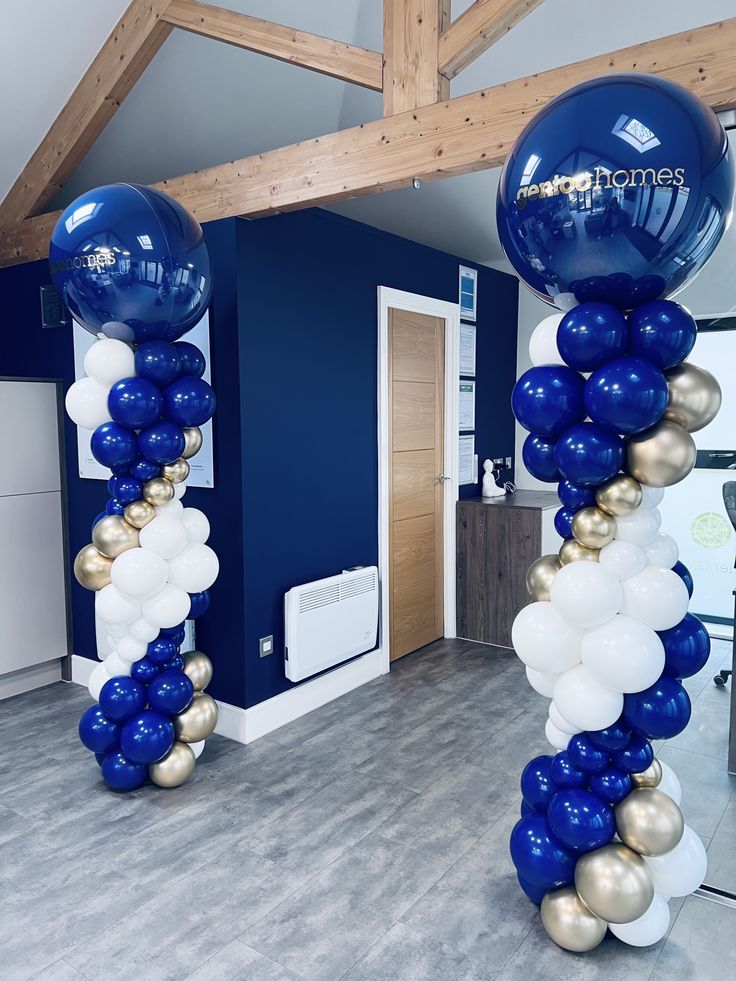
[522,434,560,482]
[95,752,106,767]
[509,814,577,890]
[147,669,194,716]
[163,654,185,672]
[550,751,587,789]
[188,590,210,618]
[567,733,610,773]
[521,755,556,813]
[109,476,143,507]
[629,301,697,369]
[165,629,186,649]
[108,377,163,430]
[518,874,546,906]
[138,420,186,465]
[105,497,125,516]
[147,637,179,666]
[99,677,147,723]
[130,656,159,684]
[612,733,654,773]
[588,765,632,804]
[160,622,186,637]
[588,722,631,752]
[548,789,615,852]
[624,677,691,740]
[521,799,536,818]
[497,74,734,307]
[49,183,212,342]
[90,422,138,472]
[130,456,161,482]
[672,560,694,598]
[163,375,216,428]
[558,480,597,510]
[78,705,119,754]
[554,422,624,486]
[584,357,668,435]
[120,710,174,764]
[557,304,628,371]
[554,507,575,540]
[174,341,206,378]
[659,613,711,679]
[135,340,181,387]
[101,750,148,792]
[512,366,585,437]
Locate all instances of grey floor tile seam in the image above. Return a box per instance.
[181,939,305,981]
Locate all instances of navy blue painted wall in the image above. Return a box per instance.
[236,209,518,708]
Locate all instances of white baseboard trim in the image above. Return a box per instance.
[69,648,386,746]
[0,658,62,700]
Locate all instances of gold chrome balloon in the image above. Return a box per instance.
[559,538,600,565]
[73,544,113,591]
[596,475,643,517]
[614,787,684,857]
[631,758,662,789]
[665,362,722,433]
[182,651,213,691]
[143,477,175,507]
[541,886,607,953]
[182,426,203,460]
[626,420,696,488]
[124,499,156,529]
[92,515,140,558]
[149,741,196,788]
[161,458,190,484]
[174,691,218,742]
[575,843,654,923]
[572,506,616,549]
[526,554,561,602]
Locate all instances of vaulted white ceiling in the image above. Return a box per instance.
[2,0,734,266]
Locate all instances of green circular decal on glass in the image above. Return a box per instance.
[691,512,732,549]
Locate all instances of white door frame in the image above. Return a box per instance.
[377,286,461,673]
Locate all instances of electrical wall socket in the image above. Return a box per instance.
[259,635,274,657]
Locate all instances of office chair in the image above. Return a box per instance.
[714,481,736,687]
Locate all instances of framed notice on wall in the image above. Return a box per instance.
[72,314,215,488]
[459,380,475,431]
[459,322,476,376]
[458,265,477,321]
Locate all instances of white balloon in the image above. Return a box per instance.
[84,337,135,387]
[610,893,670,947]
[139,514,188,559]
[645,826,707,898]
[155,499,184,516]
[525,665,560,697]
[104,651,132,678]
[167,543,219,593]
[96,583,141,625]
[142,584,191,628]
[621,567,690,631]
[189,739,206,759]
[529,312,565,366]
[105,623,128,639]
[549,702,581,735]
[550,562,623,629]
[181,507,210,545]
[511,602,582,674]
[545,718,571,751]
[581,615,665,694]
[64,377,112,430]
[174,482,187,500]
[658,761,682,806]
[599,540,647,581]
[111,547,169,598]
[128,617,159,644]
[553,664,624,731]
[116,636,148,664]
[615,507,661,547]
[88,662,110,701]
[640,486,665,509]
[644,533,679,569]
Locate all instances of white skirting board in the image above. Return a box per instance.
[70,648,386,745]
[1,658,62,701]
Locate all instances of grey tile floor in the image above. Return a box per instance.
[1,637,735,981]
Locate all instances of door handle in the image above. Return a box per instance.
[437,474,450,483]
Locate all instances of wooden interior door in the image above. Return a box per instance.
[389,307,445,661]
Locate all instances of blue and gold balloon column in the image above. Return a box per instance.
[497,74,734,950]
[51,184,219,792]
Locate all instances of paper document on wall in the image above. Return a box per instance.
[459,322,476,376]
[459,435,476,485]
[459,381,475,431]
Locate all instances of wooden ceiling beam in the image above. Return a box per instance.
[162,0,383,92]
[383,0,450,115]
[3,18,736,268]
[0,0,173,228]
[439,0,545,79]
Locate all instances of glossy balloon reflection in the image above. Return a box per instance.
[541,887,607,952]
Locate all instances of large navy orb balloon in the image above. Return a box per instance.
[49,183,212,342]
[497,74,734,308]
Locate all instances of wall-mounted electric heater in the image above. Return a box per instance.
[284,566,379,682]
